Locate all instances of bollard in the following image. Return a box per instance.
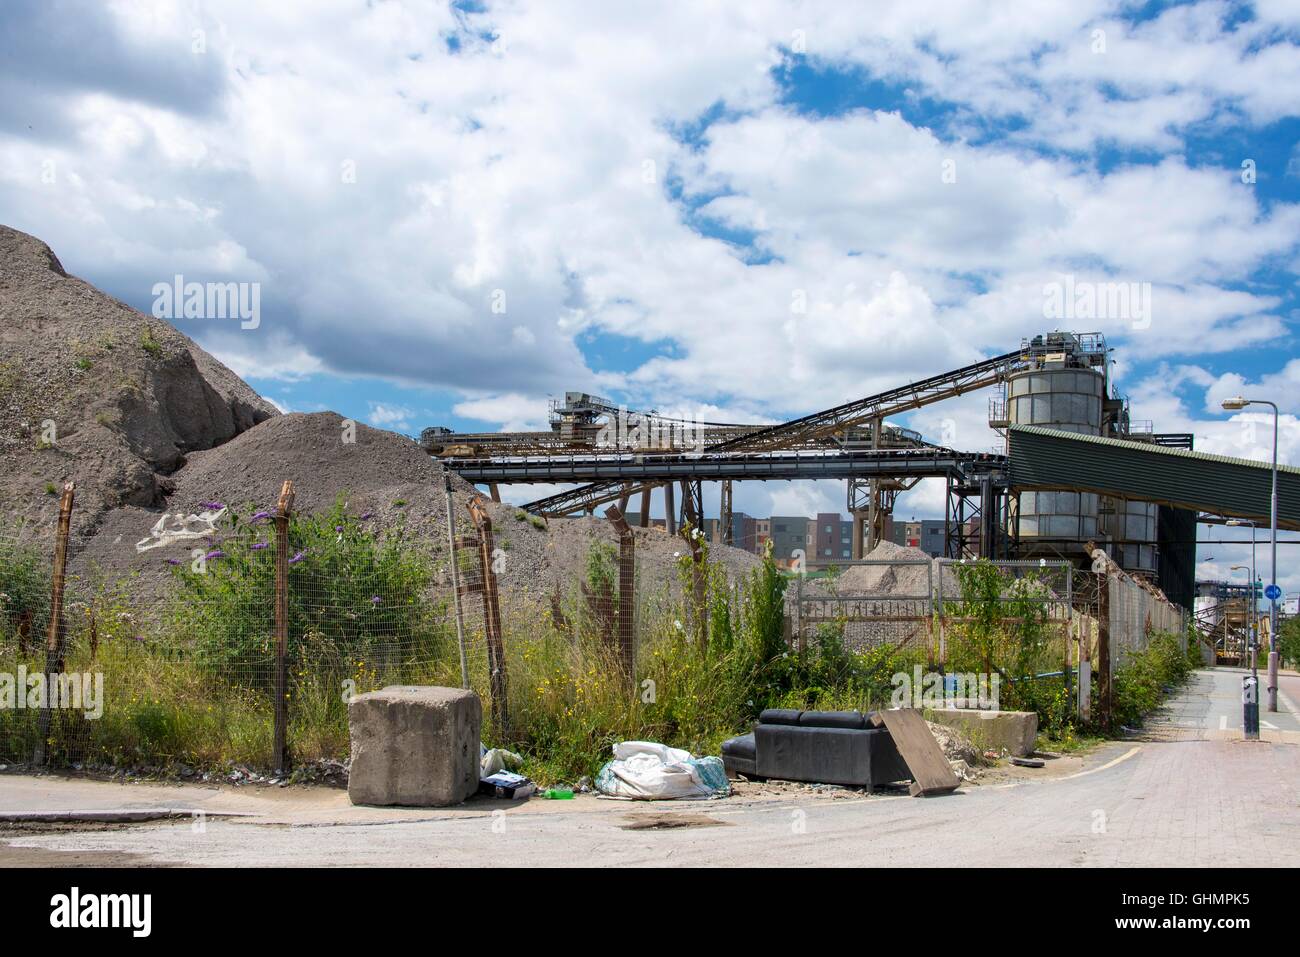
[1242,675,1259,741]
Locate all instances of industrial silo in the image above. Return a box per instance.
[1105,498,1159,576]
[1005,338,1105,558]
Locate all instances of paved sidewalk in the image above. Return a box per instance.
[1147,667,1300,743]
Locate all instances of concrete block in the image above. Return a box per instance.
[348,685,481,806]
[924,708,1038,757]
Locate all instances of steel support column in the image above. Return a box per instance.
[719,480,733,545]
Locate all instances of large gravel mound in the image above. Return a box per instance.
[72,411,761,605]
[0,225,277,536]
[824,540,958,598]
[0,227,759,608]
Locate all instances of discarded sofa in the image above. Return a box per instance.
[721,709,911,789]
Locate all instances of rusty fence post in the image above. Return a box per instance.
[34,482,75,766]
[1096,566,1112,727]
[273,480,295,774]
[468,497,508,734]
[679,521,708,653]
[605,505,636,684]
[443,474,470,689]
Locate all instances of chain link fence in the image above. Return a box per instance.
[0,479,665,770]
[789,550,1189,724]
[3,483,1193,770]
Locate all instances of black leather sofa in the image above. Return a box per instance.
[721,709,911,789]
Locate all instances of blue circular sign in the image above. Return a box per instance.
[1265,584,1282,601]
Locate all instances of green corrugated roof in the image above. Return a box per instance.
[1008,425,1300,531]
[1010,424,1300,476]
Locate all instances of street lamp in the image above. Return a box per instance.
[1226,519,1258,670]
[1222,396,1280,712]
[1232,564,1261,740]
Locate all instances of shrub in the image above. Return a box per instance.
[1108,631,1194,730]
[166,499,452,698]
[0,530,50,648]
[139,328,162,358]
[1279,616,1300,670]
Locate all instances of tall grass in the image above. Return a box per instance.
[3,520,1199,780]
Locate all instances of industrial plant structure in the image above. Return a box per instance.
[423,330,1298,612]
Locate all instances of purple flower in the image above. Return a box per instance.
[251,510,272,522]
[199,501,224,511]
[335,525,345,533]
[204,549,226,561]
[250,542,269,551]
[164,558,180,566]
[370,595,381,604]
[288,551,305,565]
[359,512,373,521]
[131,634,145,643]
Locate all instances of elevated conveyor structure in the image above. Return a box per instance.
[424,332,1273,594]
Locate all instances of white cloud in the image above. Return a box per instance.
[0,0,1295,445]
[452,393,550,433]
[365,402,417,432]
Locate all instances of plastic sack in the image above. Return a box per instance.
[594,741,730,800]
[480,747,524,777]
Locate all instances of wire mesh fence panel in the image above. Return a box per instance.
[1107,569,1187,667]
[792,560,935,655]
[936,559,1076,680]
[287,514,464,765]
[81,518,275,769]
[444,536,496,734]
[0,517,57,763]
[2,503,285,767]
[492,528,644,751]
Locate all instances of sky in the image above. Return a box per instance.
[2,0,1299,592]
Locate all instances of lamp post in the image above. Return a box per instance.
[1221,396,1279,712]
[1226,519,1258,670]
[1232,562,1259,739]
[1231,564,1253,659]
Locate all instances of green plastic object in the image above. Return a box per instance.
[542,787,574,800]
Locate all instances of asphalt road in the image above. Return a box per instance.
[2,668,1297,867]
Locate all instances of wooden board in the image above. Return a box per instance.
[871,708,960,797]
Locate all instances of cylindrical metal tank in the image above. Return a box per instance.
[1007,365,1104,556]
[1105,498,1158,575]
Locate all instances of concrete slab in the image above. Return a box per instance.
[925,708,1038,756]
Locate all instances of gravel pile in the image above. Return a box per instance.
[1,226,759,610]
[70,411,761,607]
[0,225,276,539]
[831,541,959,598]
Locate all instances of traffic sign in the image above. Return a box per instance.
[1264,583,1282,601]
